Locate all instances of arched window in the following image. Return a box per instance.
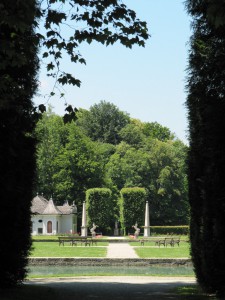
[47,221,52,233]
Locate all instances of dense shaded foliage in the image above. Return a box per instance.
[1,0,149,287]
[0,0,39,287]
[186,0,225,296]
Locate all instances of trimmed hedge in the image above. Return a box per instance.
[120,187,147,235]
[86,188,113,234]
[150,225,189,235]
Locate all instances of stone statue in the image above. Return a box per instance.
[114,220,119,236]
[132,222,140,239]
[90,223,98,238]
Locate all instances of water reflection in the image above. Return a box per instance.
[28,265,194,277]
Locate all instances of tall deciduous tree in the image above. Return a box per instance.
[186,0,225,296]
[106,139,188,225]
[142,122,174,141]
[35,108,69,200]
[76,101,130,144]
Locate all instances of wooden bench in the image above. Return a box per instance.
[137,237,181,247]
[58,236,74,246]
[140,238,152,246]
[172,237,180,247]
[155,238,174,247]
[58,236,97,246]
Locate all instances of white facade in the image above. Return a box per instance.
[31,195,77,235]
[31,214,73,235]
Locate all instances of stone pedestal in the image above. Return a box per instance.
[114,228,119,236]
[144,201,150,237]
[144,226,150,237]
[81,226,88,237]
[114,221,119,236]
[81,201,88,237]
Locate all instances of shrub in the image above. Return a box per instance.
[150,225,189,235]
[86,188,114,234]
[120,187,147,235]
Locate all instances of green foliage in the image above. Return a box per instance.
[35,105,189,231]
[86,188,114,234]
[35,108,69,200]
[120,187,147,234]
[186,0,225,296]
[150,226,189,235]
[106,139,189,225]
[76,101,130,144]
[37,1,149,105]
[119,123,145,147]
[0,0,39,287]
[142,122,174,141]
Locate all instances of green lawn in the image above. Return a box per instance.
[31,242,107,257]
[134,242,190,258]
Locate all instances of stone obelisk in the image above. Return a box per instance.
[81,201,88,237]
[144,201,150,237]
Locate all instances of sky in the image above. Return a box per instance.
[35,1,192,144]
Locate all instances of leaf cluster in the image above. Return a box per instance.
[36,0,149,105]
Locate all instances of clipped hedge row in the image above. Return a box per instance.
[150,225,189,235]
[86,188,114,234]
[120,187,147,235]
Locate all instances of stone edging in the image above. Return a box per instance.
[29,257,192,267]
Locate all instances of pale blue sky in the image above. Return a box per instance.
[35,1,191,144]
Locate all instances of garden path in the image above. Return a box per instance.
[106,237,138,258]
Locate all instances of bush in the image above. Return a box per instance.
[120,187,147,235]
[86,188,114,234]
[150,225,189,235]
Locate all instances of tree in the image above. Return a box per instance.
[106,139,189,225]
[186,0,225,296]
[35,108,69,200]
[0,0,39,287]
[119,122,145,147]
[0,0,149,287]
[38,0,149,99]
[52,122,108,224]
[142,122,174,141]
[76,101,130,144]
[144,139,188,225]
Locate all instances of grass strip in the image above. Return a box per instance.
[134,242,190,258]
[31,242,107,257]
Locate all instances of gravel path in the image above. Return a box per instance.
[107,242,139,258]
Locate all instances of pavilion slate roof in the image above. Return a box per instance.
[31,195,77,215]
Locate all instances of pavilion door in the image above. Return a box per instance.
[47,221,52,233]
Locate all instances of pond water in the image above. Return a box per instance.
[28,265,194,277]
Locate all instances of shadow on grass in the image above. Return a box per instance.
[0,279,216,300]
[175,285,217,299]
